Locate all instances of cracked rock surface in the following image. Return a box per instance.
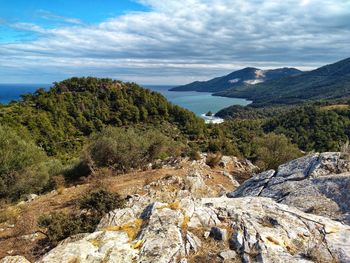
[7,196,350,263]
[228,152,350,224]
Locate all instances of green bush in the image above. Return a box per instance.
[87,127,183,172]
[252,133,302,170]
[38,212,82,246]
[79,189,126,216]
[0,125,60,201]
[38,188,125,246]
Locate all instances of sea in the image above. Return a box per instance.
[0,84,251,122]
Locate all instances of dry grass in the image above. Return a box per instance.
[322,104,350,110]
[0,158,251,260]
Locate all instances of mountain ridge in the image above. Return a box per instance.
[170,67,303,92]
[215,57,350,106]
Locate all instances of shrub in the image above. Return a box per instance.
[87,127,183,172]
[0,125,60,201]
[38,188,125,246]
[38,212,82,246]
[78,189,126,216]
[252,133,303,170]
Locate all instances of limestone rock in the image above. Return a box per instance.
[0,256,30,263]
[37,197,350,263]
[228,152,350,224]
[219,250,237,260]
[25,194,38,203]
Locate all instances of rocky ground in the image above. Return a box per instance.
[1,153,350,262]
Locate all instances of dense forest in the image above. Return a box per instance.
[217,102,350,153]
[0,77,205,159]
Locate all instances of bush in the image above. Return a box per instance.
[0,125,60,201]
[79,189,126,216]
[87,127,183,172]
[38,188,125,246]
[252,133,302,170]
[38,212,83,246]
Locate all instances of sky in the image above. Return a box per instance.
[0,0,350,85]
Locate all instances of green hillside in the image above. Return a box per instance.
[215,57,350,106]
[0,77,205,159]
[171,67,302,92]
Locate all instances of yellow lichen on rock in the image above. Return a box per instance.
[105,218,143,241]
[132,239,145,249]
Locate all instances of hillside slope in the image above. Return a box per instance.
[0,77,205,158]
[2,152,350,263]
[170,67,302,92]
[215,57,350,106]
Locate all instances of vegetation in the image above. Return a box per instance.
[215,57,350,106]
[4,76,349,204]
[171,67,301,92]
[38,188,125,246]
[86,127,183,173]
[215,105,297,119]
[265,106,350,152]
[78,189,126,216]
[0,77,205,159]
[251,133,302,170]
[0,124,62,201]
[216,102,350,154]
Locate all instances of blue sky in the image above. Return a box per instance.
[0,0,148,42]
[0,0,350,84]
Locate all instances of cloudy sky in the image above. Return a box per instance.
[1,0,350,84]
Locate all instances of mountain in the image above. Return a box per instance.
[170,67,302,92]
[215,57,350,106]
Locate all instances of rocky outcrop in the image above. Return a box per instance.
[4,153,350,263]
[21,196,350,263]
[228,152,350,224]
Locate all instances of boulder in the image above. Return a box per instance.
[228,152,350,224]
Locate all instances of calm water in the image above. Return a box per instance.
[145,85,251,116]
[0,84,251,117]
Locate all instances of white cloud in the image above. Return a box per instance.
[1,0,350,84]
[36,10,83,25]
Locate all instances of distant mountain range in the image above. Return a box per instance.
[170,67,303,92]
[215,57,350,106]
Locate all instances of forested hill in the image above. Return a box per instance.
[0,77,205,158]
[170,67,302,92]
[215,57,350,106]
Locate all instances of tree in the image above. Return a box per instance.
[252,133,302,170]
